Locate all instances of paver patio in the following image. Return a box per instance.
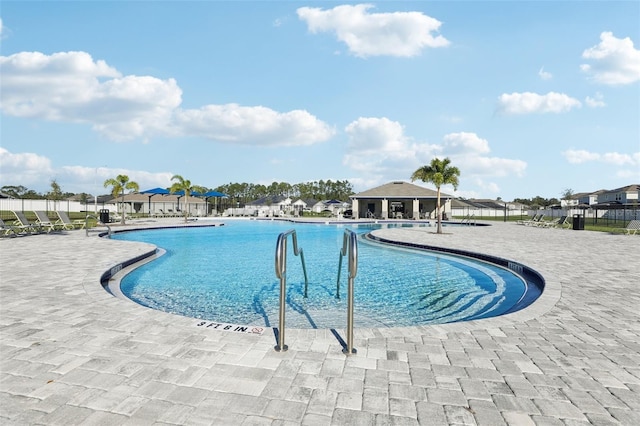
[1,219,639,425]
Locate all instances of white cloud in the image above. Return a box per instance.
[0,147,177,193]
[173,105,334,147]
[601,152,637,166]
[341,119,526,192]
[478,180,501,194]
[497,92,582,114]
[616,169,640,179]
[442,132,490,155]
[538,67,552,80]
[59,166,175,190]
[345,117,407,154]
[343,117,439,178]
[468,178,501,196]
[443,133,527,178]
[581,32,640,85]
[297,4,449,58]
[438,114,463,123]
[0,51,179,140]
[585,92,606,108]
[562,149,639,166]
[0,50,334,146]
[0,147,53,187]
[562,149,601,164]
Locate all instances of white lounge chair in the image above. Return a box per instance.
[538,215,569,228]
[12,211,45,234]
[0,218,31,237]
[517,214,540,225]
[518,214,545,226]
[55,211,86,230]
[33,211,63,232]
[620,220,640,235]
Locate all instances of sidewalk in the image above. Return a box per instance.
[1,220,639,425]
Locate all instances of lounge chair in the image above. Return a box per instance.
[539,215,569,228]
[620,219,640,235]
[518,214,544,226]
[33,211,63,232]
[55,211,86,230]
[110,212,133,223]
[516,214,540,225]
[527,214,545,226]
[555,215,571,229]
[12,211,44,233]
[0,218,31,237]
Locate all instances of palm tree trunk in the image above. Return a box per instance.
[184,195,189,223]
[436,187,442,234]
[120,192,126,225]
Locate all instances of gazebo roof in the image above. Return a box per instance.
[351,181,450,199]
[104,193,206,203]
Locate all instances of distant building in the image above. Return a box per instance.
[563,190,605,208]
[594,184,639,208]
[350,181,449,219]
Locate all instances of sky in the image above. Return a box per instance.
[1,1,639,201]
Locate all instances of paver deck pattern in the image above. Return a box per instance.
[1,218,639,425]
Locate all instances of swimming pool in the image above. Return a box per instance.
[112,220,537,328]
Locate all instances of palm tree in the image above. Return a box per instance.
[103,174,139,225]
[170,175,206,222]
[411,157,460,234]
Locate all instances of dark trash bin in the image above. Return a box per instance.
[572,214,584,230]
[99,209,110,224]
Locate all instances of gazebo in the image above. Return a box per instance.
[349,181,452,220]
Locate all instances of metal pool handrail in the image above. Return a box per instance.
[85,214,111,237]
[461,213,476,226]
[274,229,308,352]
[336,229,358,355]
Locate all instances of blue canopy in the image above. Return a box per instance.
[203,190,228,198]
[140,187,170,195]
[172,190,201,197]
[171,190,227,198]
[140,188,170,213]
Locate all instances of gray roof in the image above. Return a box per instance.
[571,189,606,199]
[247,195,288,205]
[351,181,449,199]
[605,184,640,193]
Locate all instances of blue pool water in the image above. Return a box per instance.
[112,220,529,328]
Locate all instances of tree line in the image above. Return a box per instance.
[214,180,355,205]
[512,196,562,209]
[1,179,355,204]
[1,182,74,200]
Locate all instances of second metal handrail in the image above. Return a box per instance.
[336,229,358,355]
[85,214,112,237]
[274,229,308,352]
[461,213,476,226]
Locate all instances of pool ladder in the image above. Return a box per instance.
[274,228,358,355]
[336,229,358,355]
[461,213,476,226]
[85,214,112,237]
[274,229,308,352]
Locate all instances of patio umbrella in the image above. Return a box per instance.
[203,190,227,198]
[140,187,170,214]
[202,191,228,215]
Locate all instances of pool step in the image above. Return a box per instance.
[85,226,109,237]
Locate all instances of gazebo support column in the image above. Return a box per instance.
[412,199,420,219]
[381,199,389,219]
